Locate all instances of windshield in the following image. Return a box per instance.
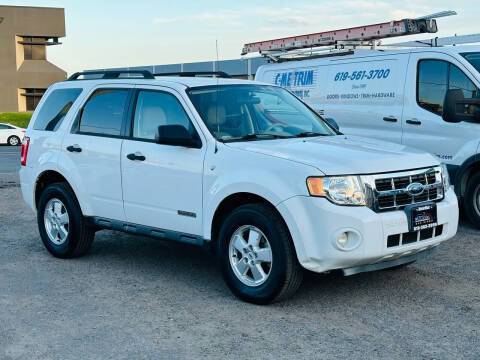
[462,52,480,73]
[187,85,336,141]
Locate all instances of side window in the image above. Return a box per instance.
[417,60,480,116]
[33,88,82,131]
[0,124,12,130]
[417,60,448,115]
[132,90,197,141]
[78,89,129,136]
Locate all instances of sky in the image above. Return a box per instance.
[2,0,480,74]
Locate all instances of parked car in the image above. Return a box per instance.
[255,46,480,227]
[0,122,25,145]
[19,71,458,303]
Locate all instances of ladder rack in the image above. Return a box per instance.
[241,10,457,59]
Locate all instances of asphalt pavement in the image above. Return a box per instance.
[0,145,20,174]
[0,151,479,359]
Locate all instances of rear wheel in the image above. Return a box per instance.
[219,203,303,304]
[464,172,480,229]
[37,182,95,258]
[7,135,20,146]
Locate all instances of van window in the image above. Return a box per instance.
[132,90,196,141]
[34,88,82,131]
[417,60,479,116]
[461,52,480,73]
[78,89,128,136]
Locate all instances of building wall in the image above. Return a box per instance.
[0,6,67,112]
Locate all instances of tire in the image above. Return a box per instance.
[218,203,303,304]
[37,182,95,258]
[464,172,480,229]
[7,135,20,146]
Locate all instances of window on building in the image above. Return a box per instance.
[417,60,480,116]
[34,88,83,131]
[22,37,46,60]
[78,89,129,136]
[21,88,47,111]
[133,90,196,141]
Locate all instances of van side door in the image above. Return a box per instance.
[318,54,409,144]
[402,52,480,167]
[120,86,206,236]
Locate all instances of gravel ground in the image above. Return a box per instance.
[0,173,479,360]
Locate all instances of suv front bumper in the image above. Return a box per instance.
[276,187,458,273]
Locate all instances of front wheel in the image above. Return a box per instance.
[218,203,303,304]
[464,172,480,229]
[37,182,95,258]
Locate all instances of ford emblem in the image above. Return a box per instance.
[406,182,425,196]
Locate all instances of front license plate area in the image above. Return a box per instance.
[406,203,437,232]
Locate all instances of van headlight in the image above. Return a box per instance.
[440,163,450,191]
[307,176,366,206]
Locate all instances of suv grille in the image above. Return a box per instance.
[368,167,444,211]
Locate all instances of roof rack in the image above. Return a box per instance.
[153,71,231,78]
[67,70,155,81]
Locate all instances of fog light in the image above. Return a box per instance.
[337,232,348,248]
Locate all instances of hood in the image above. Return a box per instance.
[226,135,439,175]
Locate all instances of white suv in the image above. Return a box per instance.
[19,70,459,303]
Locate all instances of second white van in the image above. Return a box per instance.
[255,46,480,226]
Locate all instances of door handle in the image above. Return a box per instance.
[66,145,82,153]
[406,119,422,125]
[126,152,146,161]
[383,116,398,122]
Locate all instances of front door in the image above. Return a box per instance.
[121,87,206,236]
[402,52,480,166]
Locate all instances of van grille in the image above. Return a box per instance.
[367,167,444,212]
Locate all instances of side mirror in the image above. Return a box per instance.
[325,117,339,131]
[155,125,201,148]
[443,89,480,123]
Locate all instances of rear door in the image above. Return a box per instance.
[61,84,132,221]
[120,86,206,235]
[402,52,480,166]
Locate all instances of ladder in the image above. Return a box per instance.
[241,10,456,56]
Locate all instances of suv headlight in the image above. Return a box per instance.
[440,163,450,191]
[307,176,366,206]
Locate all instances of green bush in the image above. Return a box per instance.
[0,112,32,128]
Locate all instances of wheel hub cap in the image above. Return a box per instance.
[229,225,272,287]
[44,198,69,245]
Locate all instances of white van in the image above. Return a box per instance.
[255,46,480,226]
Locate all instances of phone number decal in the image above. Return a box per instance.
[334,69,390,81]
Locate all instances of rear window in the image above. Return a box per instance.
[78,89,129,136]
[34,88,83,131]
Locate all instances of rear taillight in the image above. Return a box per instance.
[20,137,30,166]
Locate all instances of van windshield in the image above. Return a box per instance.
[462,52,480,73]
[187,84,336,142]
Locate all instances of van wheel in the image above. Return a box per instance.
[7,136,20,146]
[464,172,480,229]
[37,182,95,258]
[218,203,303,304]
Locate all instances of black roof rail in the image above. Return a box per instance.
[67,70,155,81]
[153,71,231,78]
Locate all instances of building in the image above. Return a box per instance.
[88,57,270,80]
[0,5,66,112]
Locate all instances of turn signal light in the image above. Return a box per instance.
[307,177,325,196]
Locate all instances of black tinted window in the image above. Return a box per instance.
[133,90,195,140]
[0,124,13,129]
[418,60,479,115]
[34,88,82,131]
[79,89,128,136]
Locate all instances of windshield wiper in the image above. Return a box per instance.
[220,133,292,142]
[295,132,329,138]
